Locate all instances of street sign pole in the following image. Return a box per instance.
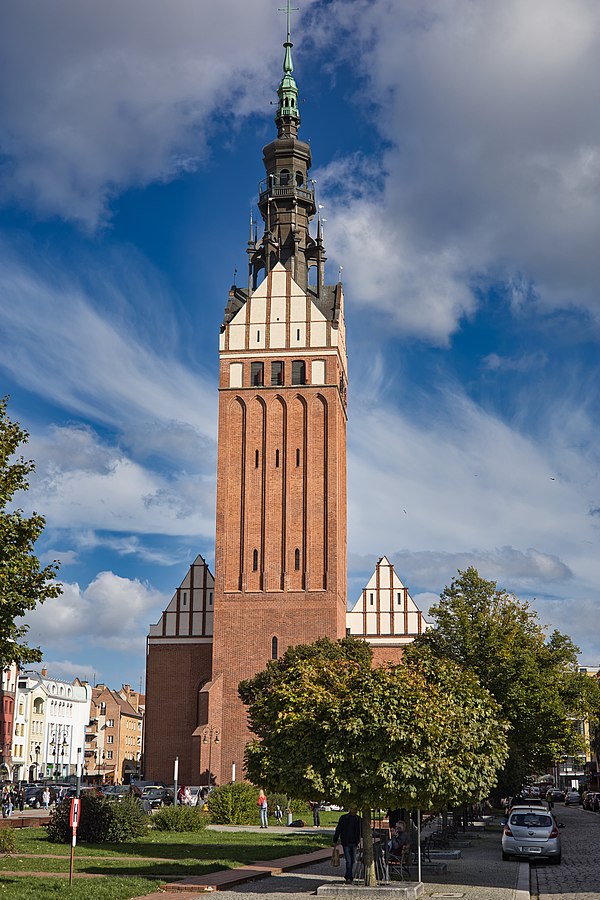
[69,797,79,885]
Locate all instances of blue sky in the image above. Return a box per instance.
[2,0,600,689]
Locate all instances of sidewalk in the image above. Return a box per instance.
[131,817,530,900]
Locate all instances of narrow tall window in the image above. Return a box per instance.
[292,360,306,385]
[253,549,259,571]
[275,449,280,467]
[271,361,284,385]
[296,448,300,467]
[182,592,187,606]
[251,362,264,386]
[397,592,401,605]
[255,449,259,468]
[294,548,300,571]
[369,593,374,606]
[280,169,290,185]
[271,637,278,660]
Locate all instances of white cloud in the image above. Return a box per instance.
[23,572,167,654]
[0,0,319,227]
[0,244,217,444]
[27,424,214,539]
[317,0,600,338]
[39,659,97,683]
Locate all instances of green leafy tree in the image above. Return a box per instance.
[0,397,61,667]
[239,636,508,884]
[405,567,600,795]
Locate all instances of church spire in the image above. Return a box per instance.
[276,1,300,137]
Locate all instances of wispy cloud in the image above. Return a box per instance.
[0,0,319,227]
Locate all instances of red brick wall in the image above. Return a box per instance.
[144,642,212,785]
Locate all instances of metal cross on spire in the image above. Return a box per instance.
[278,0,299,73]
[279,0,299,44]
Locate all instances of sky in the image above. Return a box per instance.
[2,0,600,690]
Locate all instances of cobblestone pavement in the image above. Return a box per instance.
[531,803,600,899]
[215,824,521,900]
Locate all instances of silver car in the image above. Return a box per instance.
[502,806,563,863]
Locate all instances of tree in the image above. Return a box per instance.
[239,636,508,885]
[404,567,600,795]
[0,397,61,667]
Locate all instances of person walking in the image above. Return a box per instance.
[310,800,321,827]
[274,804,283,825]
[333,808,362,883]
[258,790,269,828]
[42,786,51,809]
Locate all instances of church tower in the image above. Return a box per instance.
[206,7,349,783]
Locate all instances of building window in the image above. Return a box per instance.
[275,449,280,468]
[253,549,259,571]
[251,362,264,386]
[296,328,301,341]
[369,593,374,606]
[182,591,187,606]
[280,169,290,185]
[295,171,303,186]
[294,548,300,571]
[107,719,114,727]
[296,448,300,467]
[209,592,213,605]
[255,449,259,468]
[292,360,306,385]
[107,735,114,744]
[106,751,113,760]
[397,592,402,605]
[271,637,278,659]
[271,361,283,385]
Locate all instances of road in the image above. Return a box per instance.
[531,802,600,899]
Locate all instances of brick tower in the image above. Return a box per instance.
[206,8,349,784]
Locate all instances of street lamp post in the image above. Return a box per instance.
[34,744,41,781]
[202,726,220,789]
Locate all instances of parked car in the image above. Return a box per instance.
[103,785,132,802]
[502,806,564,863]
[546,790,565,803]
[139,786,174,809]
[25,785,57,808]
[583,791,600,811]
[564,790,581,806]
[509,798,549,811]
[186,786,203,807]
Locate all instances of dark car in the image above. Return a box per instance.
[102,785,132,802]
[139,786,174,809]
[546,790,565,803]
[25,785,57,808]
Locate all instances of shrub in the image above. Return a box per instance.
[0,829,16,854]
[47,793,147,843]
[47,794,110,843]
[104,795,147,841]
[207,782,259,825]
[152,804,208,832]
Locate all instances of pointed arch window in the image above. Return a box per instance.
[271,637,278,660]
[253,549,259,571]
[294,548,300,571]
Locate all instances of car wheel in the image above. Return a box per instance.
[502,852,511,861]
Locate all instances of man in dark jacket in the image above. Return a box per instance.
[333,808,362,883]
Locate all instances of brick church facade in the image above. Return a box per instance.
[145,13,429,786]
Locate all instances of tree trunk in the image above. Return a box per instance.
[361,807,376,886]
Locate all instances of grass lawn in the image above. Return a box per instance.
[0,826,331,898]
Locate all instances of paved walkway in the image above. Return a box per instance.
[131,817,527,900]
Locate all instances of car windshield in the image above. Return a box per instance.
[510,813,552,827]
